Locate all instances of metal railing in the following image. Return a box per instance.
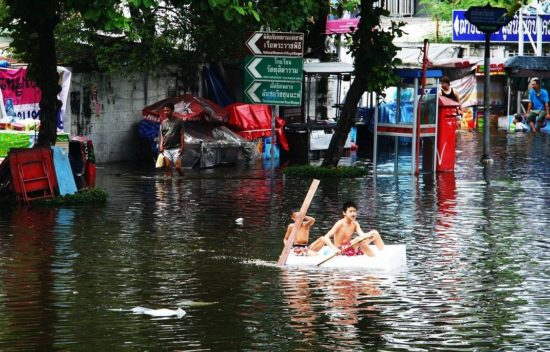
[377,0,415,17]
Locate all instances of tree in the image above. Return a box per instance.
[321,0,527,167]
[0,0,325,146]
[59,0,324,71]
[418,0,527,43]
[321,0,404,167]
[0,0,142,147]
[2,0,59,147]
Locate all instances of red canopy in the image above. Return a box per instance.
[226,103,289,151]
[142,94,227,123]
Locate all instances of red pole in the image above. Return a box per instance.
[415,39,429,175]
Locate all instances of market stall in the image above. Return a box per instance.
[503,56,550,133]
[430,57,507,129]
[139,95,259,168]
[282,61,354,162]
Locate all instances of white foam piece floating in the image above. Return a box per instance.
[235,218,244,225]
[285,245,407,271]
[131,306,186,318]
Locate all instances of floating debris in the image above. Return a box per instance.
[131,306,186,318]
[176,299,219,307]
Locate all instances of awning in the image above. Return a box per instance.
[303,62,353,74]
[505,56,550,78]
[142,94,227,123]
[397,44,463,68]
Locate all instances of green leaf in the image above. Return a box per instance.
[251,9,260,22]
[223,9,233,21]
[83,8,101,22]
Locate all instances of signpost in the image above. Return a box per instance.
[464,4,511,164]
[464,5,509,33]
[244,56,303,82]
[244,31,304,170]
[244,55,303,106]
[246,32,304,57]
[244,81,302,106]
[452,10,550,43]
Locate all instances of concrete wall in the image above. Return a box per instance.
[63,70,179,163]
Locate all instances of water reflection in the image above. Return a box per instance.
[279,270,317,344]
[279,269,386,350]
[1,131,550,350]
[435,172,457,232]
[0,207,58,352]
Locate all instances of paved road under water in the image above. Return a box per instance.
[1,130,550,351]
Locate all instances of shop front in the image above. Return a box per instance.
[281,61,354,162]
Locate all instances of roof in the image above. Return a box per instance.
[429,57,507,79]
[505,56,550,77]
[396,44,463,68]
[303,61,353,74]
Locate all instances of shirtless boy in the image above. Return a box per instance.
[323,201,384,257]
[283,209,319,256]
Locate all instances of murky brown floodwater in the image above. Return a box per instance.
[1,129,550,351]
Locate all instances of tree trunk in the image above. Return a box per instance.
[436,18,440,43]
[35,20,61,147]
[321,78,366,167]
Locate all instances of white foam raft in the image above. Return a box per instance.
[285,245,407,271]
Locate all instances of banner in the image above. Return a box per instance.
[0,67,71,131]
[326,0,359,34]
[326,18,360,34]
[453,74,505,107]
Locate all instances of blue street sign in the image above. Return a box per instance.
[453,10,550,42]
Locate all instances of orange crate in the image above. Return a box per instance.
[9,147,57,202]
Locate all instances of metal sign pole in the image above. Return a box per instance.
[411,78,419,175]
[481,32,492,164]
[271,105,278,173]
[464,4,510,164]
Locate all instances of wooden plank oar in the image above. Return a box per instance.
[316,230,376,267]
[277,179,320,267]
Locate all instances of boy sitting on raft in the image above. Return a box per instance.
[323,201,384,257]
[283,209,324,256]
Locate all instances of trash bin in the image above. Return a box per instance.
[356,107,375,159]
[437,96,461,172]
[69,137,96,188]
[284,123,308,162]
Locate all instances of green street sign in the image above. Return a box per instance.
[244,80,302,106]
[244,55,303,82]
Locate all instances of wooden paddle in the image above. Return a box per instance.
[277,179,320,266]
[316,230,377,267]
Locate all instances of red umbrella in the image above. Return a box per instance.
[142,94,227,123]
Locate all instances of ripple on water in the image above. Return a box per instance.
[1,133,550,350]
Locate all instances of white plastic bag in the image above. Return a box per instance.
[155,153,164,168]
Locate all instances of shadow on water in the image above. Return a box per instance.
[0,130,550,350]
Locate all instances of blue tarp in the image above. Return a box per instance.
[379,102,414,125]
[138,119,160,154]
[202,65,235,107]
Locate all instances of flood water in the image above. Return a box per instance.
[1,130,550,351]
